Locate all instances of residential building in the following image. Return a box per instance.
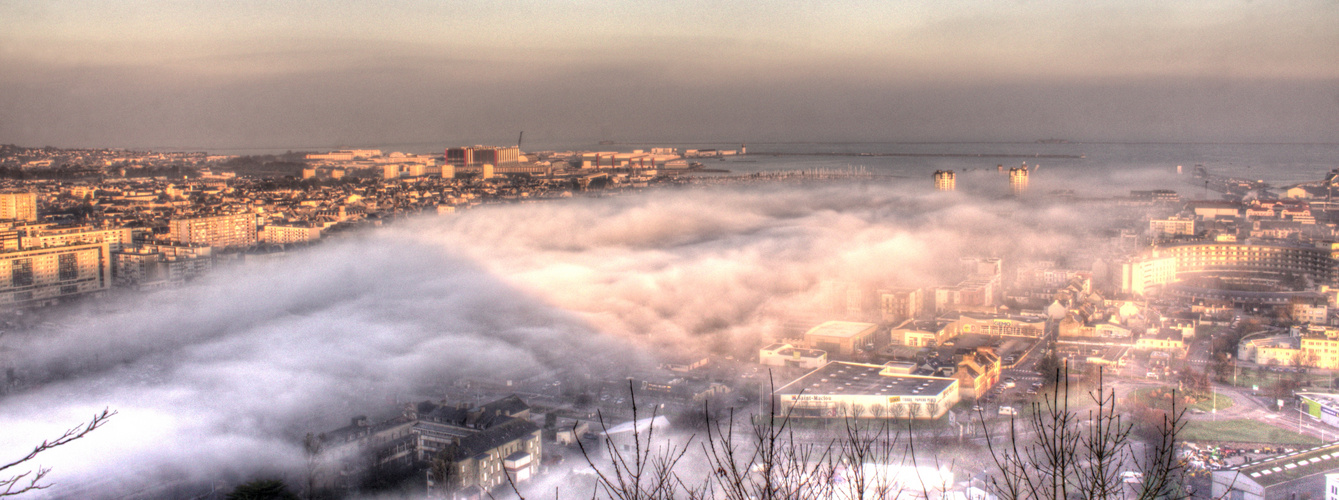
[445,146,520,168]
[933,170,956,191]
[260,223,322,245]
[954,349,1001,401]
[327,395,541,496]
[0,242,111,307]
[168,213,258,248]
[1120,252,1178,296]
[1161,241,1334,285]
[1009,165,1029,196]
[878,288,923,322]
[1238,332,1301,367]
[1150,217,1196,237]
[19,225,135,252]
[0,192,37,221]
[112,243,212,288]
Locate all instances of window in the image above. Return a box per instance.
[10,259,32,287]
[58,253,77,281]
[60,285,77,295]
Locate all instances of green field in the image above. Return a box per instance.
[1132,387,1234,412]
[1228,368,1335,390]
[1180,419,1321,445]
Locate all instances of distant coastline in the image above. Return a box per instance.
[750,151,1084,159]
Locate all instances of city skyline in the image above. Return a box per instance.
[5,2,1339,498]
[1,0,1336,149]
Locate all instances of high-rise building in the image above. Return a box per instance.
[1119,252,1178,296]
[445,146,521,167]
[0,242,111,307]
[0,192,38,221]
[1009,164,1029,196]
[259,223,322,245]
[168,213,257,248]
[933,170,956,191]
[19,225,135,252]
[112,243,212,288]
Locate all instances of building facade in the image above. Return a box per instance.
[1009,166,1029,196]
[1213,442,1339,500]
[168,213,258,248]
[933,170,956,191]
[774,362,960,419]
[948,313,1046,338]
[878,288,923,322]
[1161,241,1334,285]
[1120,252,1179,296]
[112,243,212,288]
[759,343,828,370]
[260,224,322,245]
[1149,217,1196,236]
[20,225,135,252]
[445,146,521,167]
[803,321,880,356]
[0,192,37,221]
[0,242,111,307]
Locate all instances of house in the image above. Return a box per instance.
[325,395,541,496]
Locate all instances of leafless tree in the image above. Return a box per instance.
[302,432,325,500]
[575,380,699,500]
[980,366,1194,500]
[505,366,1203,500]
[1,407,115,497]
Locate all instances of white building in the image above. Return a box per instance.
[260,224,322,245]
[773,362,960,419]
[759,343,828,370]
[1120,252,1178,296]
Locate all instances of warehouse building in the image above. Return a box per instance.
[803,321,880,357]
[773,362,959,420]
[1213,442,1339,500]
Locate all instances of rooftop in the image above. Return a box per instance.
[1298,392,1339,409]
[774,362,957,398]
[805,321,878,339]
[1226,441,1339,488]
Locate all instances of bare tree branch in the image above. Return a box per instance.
[1,407,115,497]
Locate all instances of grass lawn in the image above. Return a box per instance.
[1181,419,1321,445]
[1229,368,1335,390]
[1132,387,1234,412]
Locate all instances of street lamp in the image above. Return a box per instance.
[1213,384,1218,422]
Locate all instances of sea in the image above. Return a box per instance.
[203,140,1339,195]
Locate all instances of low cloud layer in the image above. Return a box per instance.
[1,178,1140,495]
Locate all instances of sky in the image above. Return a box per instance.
[0,0,1336,149]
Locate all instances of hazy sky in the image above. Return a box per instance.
[0,0,1336,149]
